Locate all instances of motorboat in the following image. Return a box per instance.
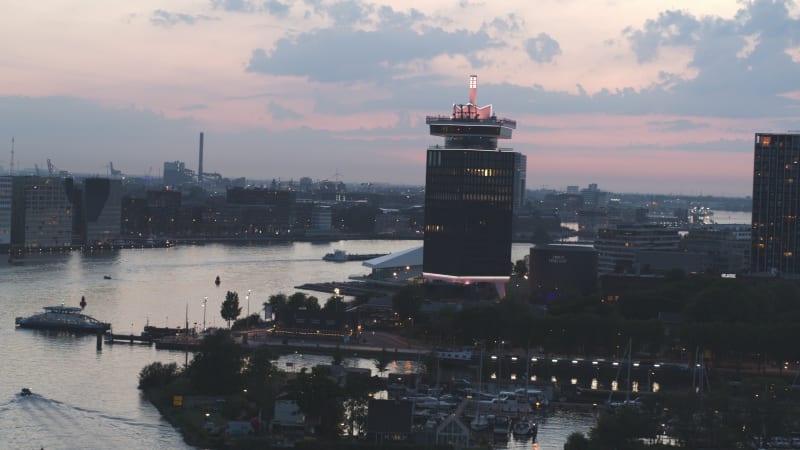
[513,417,537,438]
[15,305,111,333]
[470,414,489,432]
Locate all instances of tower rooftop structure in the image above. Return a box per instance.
[425,75,516,149]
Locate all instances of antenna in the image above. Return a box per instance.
[9,137,14,175]
[469,75,477,105]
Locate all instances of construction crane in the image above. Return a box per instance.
[9,137,14,175]
[108,162,122,177]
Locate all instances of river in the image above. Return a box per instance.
[0,240,593,449]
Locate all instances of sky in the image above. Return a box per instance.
[1,0,799,196]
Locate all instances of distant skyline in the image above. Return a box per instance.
[2,0,799,196]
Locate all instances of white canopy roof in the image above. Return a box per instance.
[362,246,423,270]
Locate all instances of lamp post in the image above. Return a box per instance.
[247,289,251,318]
[202,296,208,331]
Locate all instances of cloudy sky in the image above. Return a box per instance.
[2,0,799,195]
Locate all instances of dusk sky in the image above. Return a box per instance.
[2,0,800,196]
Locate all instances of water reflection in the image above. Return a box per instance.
[276,352,423,377]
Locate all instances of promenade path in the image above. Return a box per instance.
[242,329,431,359]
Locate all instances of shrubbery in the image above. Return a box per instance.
[138,362,181,389]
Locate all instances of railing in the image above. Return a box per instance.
[425,115,517,128]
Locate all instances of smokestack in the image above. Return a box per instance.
[469,75,477,105]
[198,132,204,183]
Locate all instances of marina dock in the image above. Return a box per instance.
[104,333,154,345]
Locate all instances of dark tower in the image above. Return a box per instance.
[198,132,204,183]
[752,132,800,275]
[423,75,522,297]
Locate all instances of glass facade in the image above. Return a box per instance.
[423,76,525,281]
[751,133,800,274]
[424,149,516,277]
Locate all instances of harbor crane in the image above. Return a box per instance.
[108,162,122,177]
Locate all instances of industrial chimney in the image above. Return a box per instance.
[198,132,204,183]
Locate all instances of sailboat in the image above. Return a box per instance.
[605,338,639,412]
[470,350,490,432]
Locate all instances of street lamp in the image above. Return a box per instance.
[247,289,251,318]
[202,296,208,331]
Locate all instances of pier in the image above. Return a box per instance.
[104,333,154,345]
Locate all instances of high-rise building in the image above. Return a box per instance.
[751,132,800,274]
[423,75,523,296]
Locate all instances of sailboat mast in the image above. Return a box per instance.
[626,338,632,402]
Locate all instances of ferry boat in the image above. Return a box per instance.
[15,305,111,333]
[323,250,387,262]
[323,249,348,262]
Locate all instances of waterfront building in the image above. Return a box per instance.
[226,187,297,233]
[11,176,73,249]
[0,176,11,246]
[752,132,800,275]
[423,75,523,297]
[594,224,680,274]
[76,178,122,245]
[362,246,423,281]
[310,204,332,232]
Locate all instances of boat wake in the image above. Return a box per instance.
[1,392,178,449]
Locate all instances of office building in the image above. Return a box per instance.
[423,75,524,296]
[594,224,680,274]
[11,176,73,249]
[529,244,597,302]
[79,178,122,245]
[752,132,800,275]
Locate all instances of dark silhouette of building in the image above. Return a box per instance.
[423,75,524,297]
[752,132,800,275]
[529,244,598,302]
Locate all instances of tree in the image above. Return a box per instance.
[221,290,242,328]
[564,432,590,450]
[392,284,424,323]
[287,367,343,437]
[512,259,528,277]
[322,295,346,314]
[267,293,287,309]
[374,348,392,375]
[138,362,180,389]
[186,330,244,394]
[287,292,320,311]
